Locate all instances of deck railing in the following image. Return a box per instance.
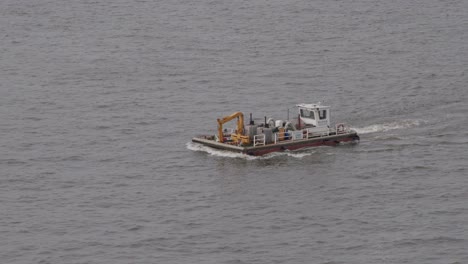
[274,130,294,144]
[273,127,335,143]
[307,129,330,138]
[253,134,265,147]
[252,124,349,147]
[335,123,349,134]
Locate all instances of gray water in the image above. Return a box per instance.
[1,0,467,263]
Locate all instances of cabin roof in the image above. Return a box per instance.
[296,103,330,109]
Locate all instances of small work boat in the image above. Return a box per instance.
[192,103,360,156]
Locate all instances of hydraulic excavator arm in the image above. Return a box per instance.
[217,112,248,144]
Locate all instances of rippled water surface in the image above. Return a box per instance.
[1,0,467,263]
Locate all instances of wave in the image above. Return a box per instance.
[393,236,465,247]
[186,142,256,159]
[352,119,426,134]
[186,142,313,160]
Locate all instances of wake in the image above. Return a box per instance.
[186,142,313,160]
[351,119,426,134]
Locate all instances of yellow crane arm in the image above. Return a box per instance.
[217,112,244,143]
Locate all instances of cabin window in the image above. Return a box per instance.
[300,109,315,119]
[319,110,327,120]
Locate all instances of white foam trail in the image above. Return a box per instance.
[186,142,313,160]
[186,141,254,159]
[284,152,313,158]
[352,119,426,134]
[263,151,313,159]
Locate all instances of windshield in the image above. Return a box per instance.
[300,109,315,119]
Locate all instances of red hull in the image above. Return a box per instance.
[192,132,359,156]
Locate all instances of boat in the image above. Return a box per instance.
[192,103,360,156]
